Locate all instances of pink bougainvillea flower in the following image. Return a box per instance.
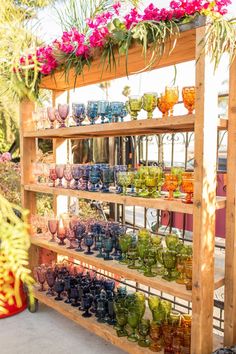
[124,8,142,29]
[36,45,58,75]
[89,27,110,48]
[1,152,12,162]
[113,2,121,15]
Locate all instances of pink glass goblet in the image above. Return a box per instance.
[57,224,67,246]
[47,107,57,129]
[63,164,73,189]
[55,164,65,187]
[49,166,57,187]
[48,218,58,242]
[58,104,69,128]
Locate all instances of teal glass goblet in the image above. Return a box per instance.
[97,100,109,124]
[142,92,157,119]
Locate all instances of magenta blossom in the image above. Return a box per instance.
[89,27,110,48]
[36,45,58,75]
[113,2,121,15]
[124,8,142,29]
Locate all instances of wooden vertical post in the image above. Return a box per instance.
[20,99,36,213]
[191,26,218,354]
[224,59,236,346]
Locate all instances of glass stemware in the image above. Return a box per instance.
[171,167,183,198]
[82,294,93,317]
[184,257,192,290]
[35,265,46,291]
[182,86,195,114]
[157,94,171,117]
[74,221,86,252]
[143,248,157,277]
[89,165,101,191]
[97,100,109,124]
[57,219,67,246]
[49,164,57,187]
[108,101,125,123]
[182,172,194,204]
[71,164,82,190]
[48,218,58,242]
[164,173,178,201]
[119,233,132,264]
[55,164,65,188]
[58,103,69,128]
[162,249,177,281]
[101,166,114,193]
[138,319,151,347]
[47,107,57,129]
[63,164,73,189]
[142,92,157,119]
[72,103,86,126]
[127,95,142,120]
[54,279,65,301]
[114,301,128,337]
[103,237,113,260]
[45,267,56,296]
[127,305,140,342]
[80,165,90,191]
[165,86,179,116]
[87,100,98,125]
[114,165,127,194]
[117,171,132,196]
[84,233,94,255]
[149,322,162,352]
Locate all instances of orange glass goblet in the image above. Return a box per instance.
[182,172,194,204]
[165,86,179,116]
[164,174,178,201]
[157,94,171,117]
[182,87,195,114]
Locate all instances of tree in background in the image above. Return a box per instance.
[0,0,56,156]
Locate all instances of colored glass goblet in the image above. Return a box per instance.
[87,100,98,125]
[182,86,195,114]
[72,103,86,126]
[157,94,171,117]
[58,103,69,128]
[97,100,109,124]
[142,92,157,119]
[165,86,179,116]
[55,164,65,187]
[47,107,57,129]
[128,95,142,120]
[48,218,58,242]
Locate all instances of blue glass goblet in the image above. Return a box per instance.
[74,222,86,252]
[101,166,114,193]
[108,102,125,123]
[71,164,83,190]
[80,165,90,191]
[72,103,86,126]
[84,233,94,255]
[97,100,109,124]
[87,101,98,125]
[89,165,101,192]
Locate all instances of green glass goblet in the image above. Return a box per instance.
[162,249,177,281]
[165,233,180,251]
[119,234,132,264]
[117,171,132,196]
[115,311,128,337]
[171,167,184,198]
[137,241,148,272]
[128,95,142,120]
[143,248,157,277]
[127,248,139,269]
[138,319,151,347]
[127,307,140,342]
[145,176,159,198]
[148,295,160,315]
[142,92,157,119]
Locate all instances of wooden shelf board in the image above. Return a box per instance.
[33,288,223,353]
[24,184,226,214]
[39,30,196,91]
[23,116,227,139]
[31,235,225,302]
[33,287,160,354]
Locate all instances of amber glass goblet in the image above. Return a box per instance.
[157,94,171,117]
[149,322,162,352]
[184,257,192,290]
[164,174,178,200]
[182,86,195,114]
[176,254,188,285]
[182,172,194,204]
[165,86,179,116]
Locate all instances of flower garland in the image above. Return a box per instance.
[13,0,233,100]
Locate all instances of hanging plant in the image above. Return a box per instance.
[11,0,236,100]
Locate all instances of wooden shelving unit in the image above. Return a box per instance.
[33,288,223,354]
[31,235,225,302]
[19,25,235,353]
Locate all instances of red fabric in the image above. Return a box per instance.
[161,173,226,238]
[0,276,27,319]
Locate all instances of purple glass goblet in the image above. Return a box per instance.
[58,104,69,128]
[71,164,83,190]
[35,266,46,291]
[47,107,57,129]
[63,164,73,189]
[45,267,56,296]
[74,222,86,252]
